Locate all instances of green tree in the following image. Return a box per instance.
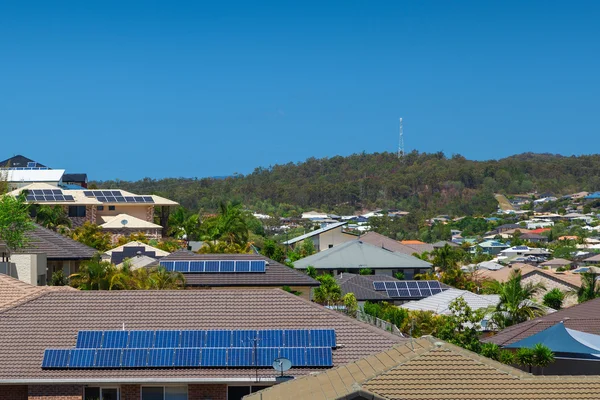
[575,272,600,303]
[515,344,555,373]
[435,297,485,353]
[201,201,249,246]
[542,288,565,310]
[70,222,113,251]
[49,270,68,286]
[69,255,115,290]
[306,266,318,278]
[342,293,358,317]
[313,274,342,306]
[0,194,35,255]
[35,205,72,232]
[359,268,373,275]
[432,244,460,271]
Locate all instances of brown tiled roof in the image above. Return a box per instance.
[478,263,582,289]
[15,224,97,260]
[245,336,600,400]
[484,297,600,346]
[0,288,403,383]
[160,250,319,287]
[0,273,75,311]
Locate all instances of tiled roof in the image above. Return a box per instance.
[0,273,75,311]
[357,232,422,255]
[401,289,499,315]
[282,222,349,245]
[0,289,403,383]
[99,214,162,229]
[478,263,582,289]
[245,336,600,400]
[15,224,97,260]
[484,297,600,346]
[335,273,401,301]
[160,250,319,287]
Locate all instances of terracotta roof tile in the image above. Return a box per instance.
[0,273,75,311]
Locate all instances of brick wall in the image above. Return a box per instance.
[27,385,83,400]
[0,385,27,400]
[120,384,140,400]
[188,384,227,400]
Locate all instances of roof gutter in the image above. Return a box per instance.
[0,377,277,385]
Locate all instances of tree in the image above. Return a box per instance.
[435,297,485,353]
[542,288,565,310]
[35,205,71,232]
[49,270,68,286]
[575,272,600,303]
[201,201,249,247]
[342,293,358,317]
[299,239,316,257]
[359,268,373,275]
[69,255,115,290]
[313,274,341,306]
[515,344,555,373]
[306,266,318,278]
[70,222,113,251]
[0,194,35,256]
[486,270,546,330]
[394,271,405,280]
[148,266,185,289]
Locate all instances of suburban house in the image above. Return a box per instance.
[0,224,96,286]
[62,173,88,188]
[355,231,424,256]
[282,221,355,252]
[158,250,320,301]
[0,155,87,190]
[7,183,178,240]
[244,336,600,400]
[401,288,499,316]
[498,245,551,260]
[583,253,600,264]
[102,241,170,268]
[399,240,434,254]
[484,297,600,375]
[0,284,403,400]
[335,273,450,305]
[293,240,432,279]
[470,240,509,256]
[539,258,572,270]
[520,232,548,244]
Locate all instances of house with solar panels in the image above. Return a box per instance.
[157,250,320,301]
[0,276,403,400]
[0,154,88,190]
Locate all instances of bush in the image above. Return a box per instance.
[394,272,405,280]
[359,268,373,275]
[542,288,565,310]
[480,343,500,361]
[499,350,515,365]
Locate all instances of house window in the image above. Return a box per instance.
[68,206,86,218]
[84,387,119,400]
[97,206,104,211]
[141,386,187,400]
[228,386,270,400]
[109,205,116,211]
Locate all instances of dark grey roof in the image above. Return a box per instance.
[62,173,87,182]
[0,155,46,168]
[336,273,400,301]
[15,224,97,260]
[160,250,319,287]
[432,241,460,248]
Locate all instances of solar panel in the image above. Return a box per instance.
[76,331,103,348]
[173,347,201,367]
[122,348,148,368]
[409,289,421,297]
[280,347,305,367]
[26,195,34,201]
[250,260,266,272]
[406,281,418,289]
[309,329,336,348]
[429,281,441,289]
[102,330,129,348]
[306,347,333,367]
[420,288,432,296]
[257,329,283,348]
[284,330,309,347]
[384,281,396,289]
[69,349,96,368]
[256,347,280,367]
[205,330,231,347]
[155,330,180,347]
[205,261,220,272]
[160,261,175,271]
[142,196,154,203]
[128,330,154,348]
[95,349,122,368]
[235,261,250,272]
[373,281,386,291]
[181,330,205,348]
[189,261,204,272]
[42,349,70,368]
[124,196,135,202]
[83,191,93,197]
[396,281,408,289]
[148,348,174,367]
[228,347,254,367]
[232,330,257,347]
[398,289,410,297]
[417,281,429,289]
[388,289,400,297]
[221,260,235,272]
[201,348,227,367]
[174,261,190,272]
[430,288,442,294]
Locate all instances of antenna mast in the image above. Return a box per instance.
[397,117,404,159]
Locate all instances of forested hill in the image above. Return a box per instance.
[93,152,600,217]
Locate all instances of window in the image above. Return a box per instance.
[85,387,119,400]
[142,386,187,400]
[68,206,86,218]
[228,386,270,400]
[108,205,116,211]
[97,206,104,211]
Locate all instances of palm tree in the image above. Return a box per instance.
[432,244,459,271]
[486,270,546,330]
[200,201,249,247]
[149,266,185,289]
[69,255,115,290]
[313,275,341,306]
[574,272,600,303]
[35,205,72,232]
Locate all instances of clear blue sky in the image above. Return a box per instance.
[1,1,599,181]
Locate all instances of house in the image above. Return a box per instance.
[0,154,47,169]
[539,258,572,270]
[293,240,432,279]
[524,219,554,230]
[583,253,600,265]
[0,286,403,400]
[470,240,509,256]
[102,241,170,265]
[158,250,320,301]
[0,224,96,285]
[521,233,548,244]
[62,173,88,188]
[584,192,600,200]
[301,211,329,220]
[432,240,459,249]
[399,240,434,254]
[495,223,522,233]
[0,273,76,311]
[484,297,600,374]
[498,245,551,260]
[335,273,449,305]
[282,221,355,252]
[244,336,600,400]
[7,183,178,240]
[354,231,422,256]
[0,155,88,190]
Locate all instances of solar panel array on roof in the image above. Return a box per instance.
[42,329,336,369]
[513,246,530,250]
[160,260,266,273]
[83,190,154,204]
[372,280,447,298]
[25,189,75,202]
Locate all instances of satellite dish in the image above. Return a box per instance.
[121,219,128,226]
[272,357,292,376]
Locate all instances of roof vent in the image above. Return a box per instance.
[434,341,444,347]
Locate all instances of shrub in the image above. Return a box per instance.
[542,288,565,310]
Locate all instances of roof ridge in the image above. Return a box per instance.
[0,288,54,313]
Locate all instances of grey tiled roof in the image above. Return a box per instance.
[15,224,97,260]
[0,289,404,383]
[336,273,400,301]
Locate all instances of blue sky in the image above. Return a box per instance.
[1,1,599,180]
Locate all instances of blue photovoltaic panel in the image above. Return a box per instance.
[420,288,432,296]
[189,261,204,272]
[174,261,189,273]
[280,347,305,367]
[309,329,336,348]
[122,348,148,368]
[205,261,220,272]
[181,330,205,348]
[128,330,154,348]
[429,281,441,289]
[220,260,235,272]
[406,281,418,289]
[397,281,408,289]
[409,289,420,297]
[388,289,400,298]
[417,281,429,289]
[306,347,333,367]
[42,349,70,368]
[232,330,257,347]
[161,261,175,271]
[373,281,386,291]
[173,347,202,367]
[431,288,442,294]
[201,348,227,367]
[399,289,410,297]
[95,349,122,368]
[228,347,254,367]
[206,330,231,347]
[257,329,283,348]
[68,349,96,368]
[235,261,250,272]
[284,330,309,347]
[154,330,180,348]
[250,260,266,272]
[76,331,103,348]
[102,330,129,348]
[384,281,396,289]
[256,347,280,367]
[148,348,174,367]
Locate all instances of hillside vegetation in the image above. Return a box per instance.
[94,152,600,217]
